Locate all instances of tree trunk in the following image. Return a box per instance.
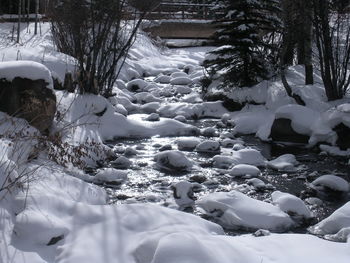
[34,0,39,34]
[17,0,22,43]
[303,1,314,85]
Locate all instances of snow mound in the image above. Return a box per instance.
[158,101,228,119]
[309,202,350,235]
[126,79,149,91]
[271,191,313,220]
[267,154,298,171]
[310,174,349,193]
[93,168,128,184]
[154,74,171,83]
[275,104,320,135]
[195,140,221,153]
[197,191,294,231]
[170,77,193,85]
[177,137,201,151]
[172,181,199,209]
[0,60,53,89]
[154,150,193,172]
[229,164,261,177]
[212,149,266,169]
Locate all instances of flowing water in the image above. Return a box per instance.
[101,115,350,234]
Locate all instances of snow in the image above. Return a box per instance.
[177,137,201,151]
[170,76,193,85]
[195,140,221,153]
[212,148,266,169]
[229,164,261,177]
[1,21,350,263]
[271,191,313,220]
[310,174,350,193]
[267,154,298,171]
[154,150,193,172]
[0,60,53,89]
[309,202,350,236]
[197,191,294,231]
[126,79,149,91]
[275,104,320,135]
[93,168,128,184]
[172,181,198,209]
[158,101,229,119]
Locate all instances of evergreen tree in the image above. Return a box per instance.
[203,0,282,88]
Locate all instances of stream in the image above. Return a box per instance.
[102,114,350,235]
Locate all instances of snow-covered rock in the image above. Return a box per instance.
[229,164,261,177]
[170,72,188,78]
[310,175,349,193]
[0,60,53,89]
[111,156,132,169]
[177,137,201,151]
[197,191,294,231]
[170,77,193,86]
[93,168,128,184]
[309,202,350,235]
[126,79,148,91]
[271,191,313,220]
[172,181,199,209]
[174,115,187,123]
[213,149,266,169]
[176,85,192,94]
[154,74,171,84]
[325,227,350,243]
[195,140,221,153]
[145,113,160,122]
[201,127,218,137]
[267,154,298,171]
[134,92,162,104]
[246,178,266,190]
[154,150,193,172]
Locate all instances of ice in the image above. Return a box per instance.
[197,191,294,231]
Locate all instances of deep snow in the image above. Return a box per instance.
[0,21,350,263]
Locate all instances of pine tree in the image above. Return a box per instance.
[203,0,282,88]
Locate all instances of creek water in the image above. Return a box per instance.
[102,114,350,235]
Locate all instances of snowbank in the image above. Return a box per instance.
[197,191,294,231]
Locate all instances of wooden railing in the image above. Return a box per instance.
[143,1,217,20]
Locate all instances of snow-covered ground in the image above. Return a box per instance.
[1,21,350,263]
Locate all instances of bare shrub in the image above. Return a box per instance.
[48,0,160,96]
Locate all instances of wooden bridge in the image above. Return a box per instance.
[142,0,217,40]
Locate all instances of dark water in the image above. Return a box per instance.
[102,116,350,235]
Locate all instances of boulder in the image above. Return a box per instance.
[270,118,309,144]
[0,77,56,134]
[333,123,350,150]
